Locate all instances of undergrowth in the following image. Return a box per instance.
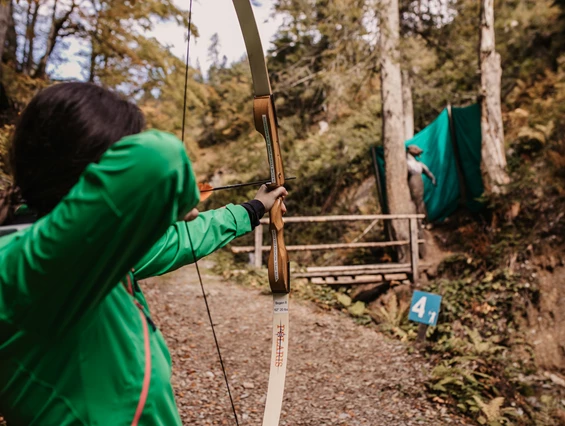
[215,154,565,425]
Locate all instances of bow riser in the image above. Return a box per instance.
[253,96,290,294]
[253,96,285,187]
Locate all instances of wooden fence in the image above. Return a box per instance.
[231,214,426,285]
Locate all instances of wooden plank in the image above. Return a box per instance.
[296,269,415,280]
[310,274,412,285]
[409,218,419,284]
[311,275,386,285]
[383,273,410,281]
[231,239,425,254]
[259,214,425,225]
[306,263,412,272]
[295,267,413,278]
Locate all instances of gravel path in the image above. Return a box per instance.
[142,262,466,426]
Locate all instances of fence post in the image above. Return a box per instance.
[409,217,419,284]
[253,224,263,268]
[410,217,428,344]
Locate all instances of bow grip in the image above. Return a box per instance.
[267,198,290,293]
[253,95,289,293]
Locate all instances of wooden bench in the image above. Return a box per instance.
[295,263,430,285]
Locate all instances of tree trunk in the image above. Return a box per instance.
[88,46,96,82]
[22,1,32,73]
[4,1,18,67]
[479,0,509,193]
[0,1,10,64]
[379,0,412,261]
[88,13,100,83]
[402,70,414,140]
[35,0,77,79]
[23,0,40,75]
[35,0,59,78]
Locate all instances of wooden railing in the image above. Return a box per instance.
[230,214,426,285]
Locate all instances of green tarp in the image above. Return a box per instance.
[373,103,484,222]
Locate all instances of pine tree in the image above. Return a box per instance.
[479,0,509,193]
[379,0,412,260]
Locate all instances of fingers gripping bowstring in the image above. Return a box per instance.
[181,1,240,424]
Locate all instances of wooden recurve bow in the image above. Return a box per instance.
[232,2,291,424]
[182,1,291,424]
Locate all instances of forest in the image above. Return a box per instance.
[1,0,565,425]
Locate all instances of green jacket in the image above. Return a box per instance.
[0,130,252,425]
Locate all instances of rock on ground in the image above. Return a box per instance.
[142,262,466,426]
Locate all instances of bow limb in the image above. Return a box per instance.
[232,2,290,425]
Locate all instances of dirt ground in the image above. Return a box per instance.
[143,261,468,426]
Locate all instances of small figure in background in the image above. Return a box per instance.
[406,145,436,258]
[406,145,436,221]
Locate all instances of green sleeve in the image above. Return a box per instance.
[132,204,252,280]
[0,130,199,335]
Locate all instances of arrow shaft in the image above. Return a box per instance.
[200,176,296,193]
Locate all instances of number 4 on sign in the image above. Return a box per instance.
[408,291,442,326]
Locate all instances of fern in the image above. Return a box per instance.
[473,396,507,425]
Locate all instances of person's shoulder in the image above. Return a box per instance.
[114,130,186,167]
[121,129,182,146]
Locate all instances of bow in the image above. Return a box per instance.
[232,2,291,425]
[182,1,290,425]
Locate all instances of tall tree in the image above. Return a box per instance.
[34,0,78,78]
[479,0,509,193]
[379,0,412,259]
[23,0,40,75]
[5,0,189,91]
[402,69,414,140]
[271,0,371,128]
[207,33,221,69]
[86,0,190,94]
[0,0,10,65]
[0,0,9,111]
[3,0,18,67]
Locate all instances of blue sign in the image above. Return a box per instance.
[409,291,442,326]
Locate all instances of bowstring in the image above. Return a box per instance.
[181,1,240,424]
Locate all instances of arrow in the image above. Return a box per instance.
[199,176,296,194]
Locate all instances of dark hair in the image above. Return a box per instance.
[3,82,145,220]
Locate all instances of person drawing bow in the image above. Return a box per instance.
[0,82,288,425]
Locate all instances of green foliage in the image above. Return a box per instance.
[474,396,512,425]
[271,0,373,127]
[369,291,411,339]
[0,69,49,186]
[0,124,12,189]
[7,0,190,87]
[2,1,565,423]
[416,254,539,422]
[427,326,512,417]
[199,5,565,424]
